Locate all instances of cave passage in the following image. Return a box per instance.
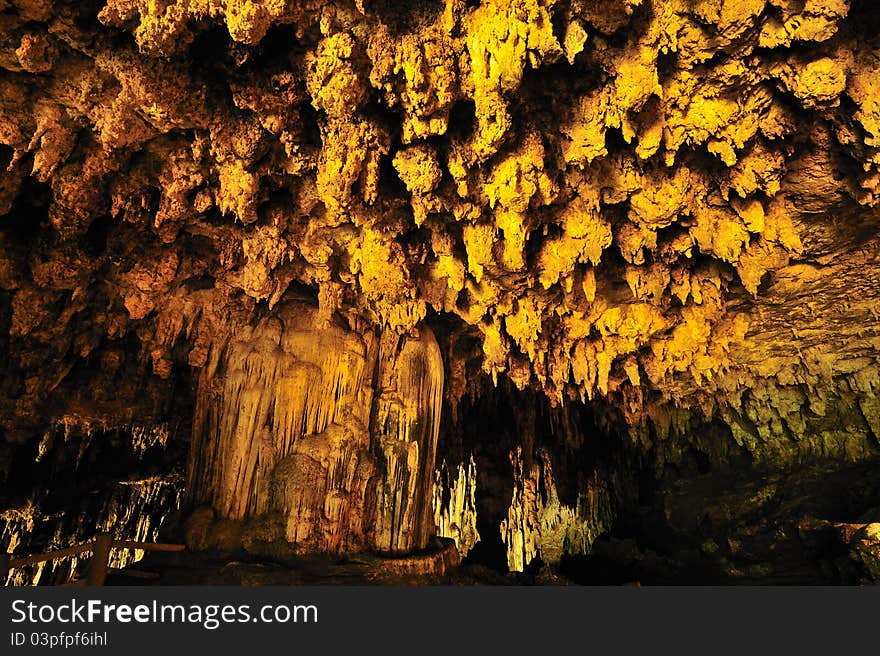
[4,0,880,585]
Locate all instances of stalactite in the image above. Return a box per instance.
[433,455,481,556]
[0,503,36,563]
[38,417,172,464]
[186,302,444,555]
[3,474,182,586]
[1,418,183,586]
[187,307,375,523]
[103,475,185,569]
[500,447,615,572]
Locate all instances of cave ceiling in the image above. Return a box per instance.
[0,0,879,468]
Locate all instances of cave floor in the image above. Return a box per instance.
[96,458,880,586]
[107,539,467,586]
[106,558,589,586]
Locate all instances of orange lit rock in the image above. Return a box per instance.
[186,302,443,555]
[2,0,880,579]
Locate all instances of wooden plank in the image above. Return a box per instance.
[86,533,113,586]
[9,543,94,568]
[112,540,185,552]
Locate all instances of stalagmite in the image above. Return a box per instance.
[186,302,444,555]
[433,456,481,556]
[501,448,615,572]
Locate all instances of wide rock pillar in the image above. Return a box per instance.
[185,302,443,555]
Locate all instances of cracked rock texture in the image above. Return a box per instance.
[186,301,443,555]
[2,0,880,582]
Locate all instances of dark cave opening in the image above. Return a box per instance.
[0,418,188,585]
[434,372,641,581]
[1,176,51,247]
[4,312,880,585]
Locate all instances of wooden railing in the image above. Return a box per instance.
[0,533,185,586]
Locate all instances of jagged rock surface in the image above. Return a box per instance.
[1,0,880,582]
[1,418,183,585]
[186,301,443,554]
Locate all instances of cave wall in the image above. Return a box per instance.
[0,417,184,585]
[186,301,443,555]
[1,0,880,582]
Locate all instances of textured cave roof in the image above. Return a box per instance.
[1,0,879,449]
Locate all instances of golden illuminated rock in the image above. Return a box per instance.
[2,0,880,579]
[186,302,443,554]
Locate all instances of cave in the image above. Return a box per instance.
[3,0,880,587]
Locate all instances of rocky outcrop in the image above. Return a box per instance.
[0,417,183,585]
[2,0,880,583]
[186,301,443,555]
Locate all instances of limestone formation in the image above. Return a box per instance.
[186,301,443,554]
[501,447,614,571]
[1,418,182,585]
[2,0,880,583]
[433,455,480,555]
